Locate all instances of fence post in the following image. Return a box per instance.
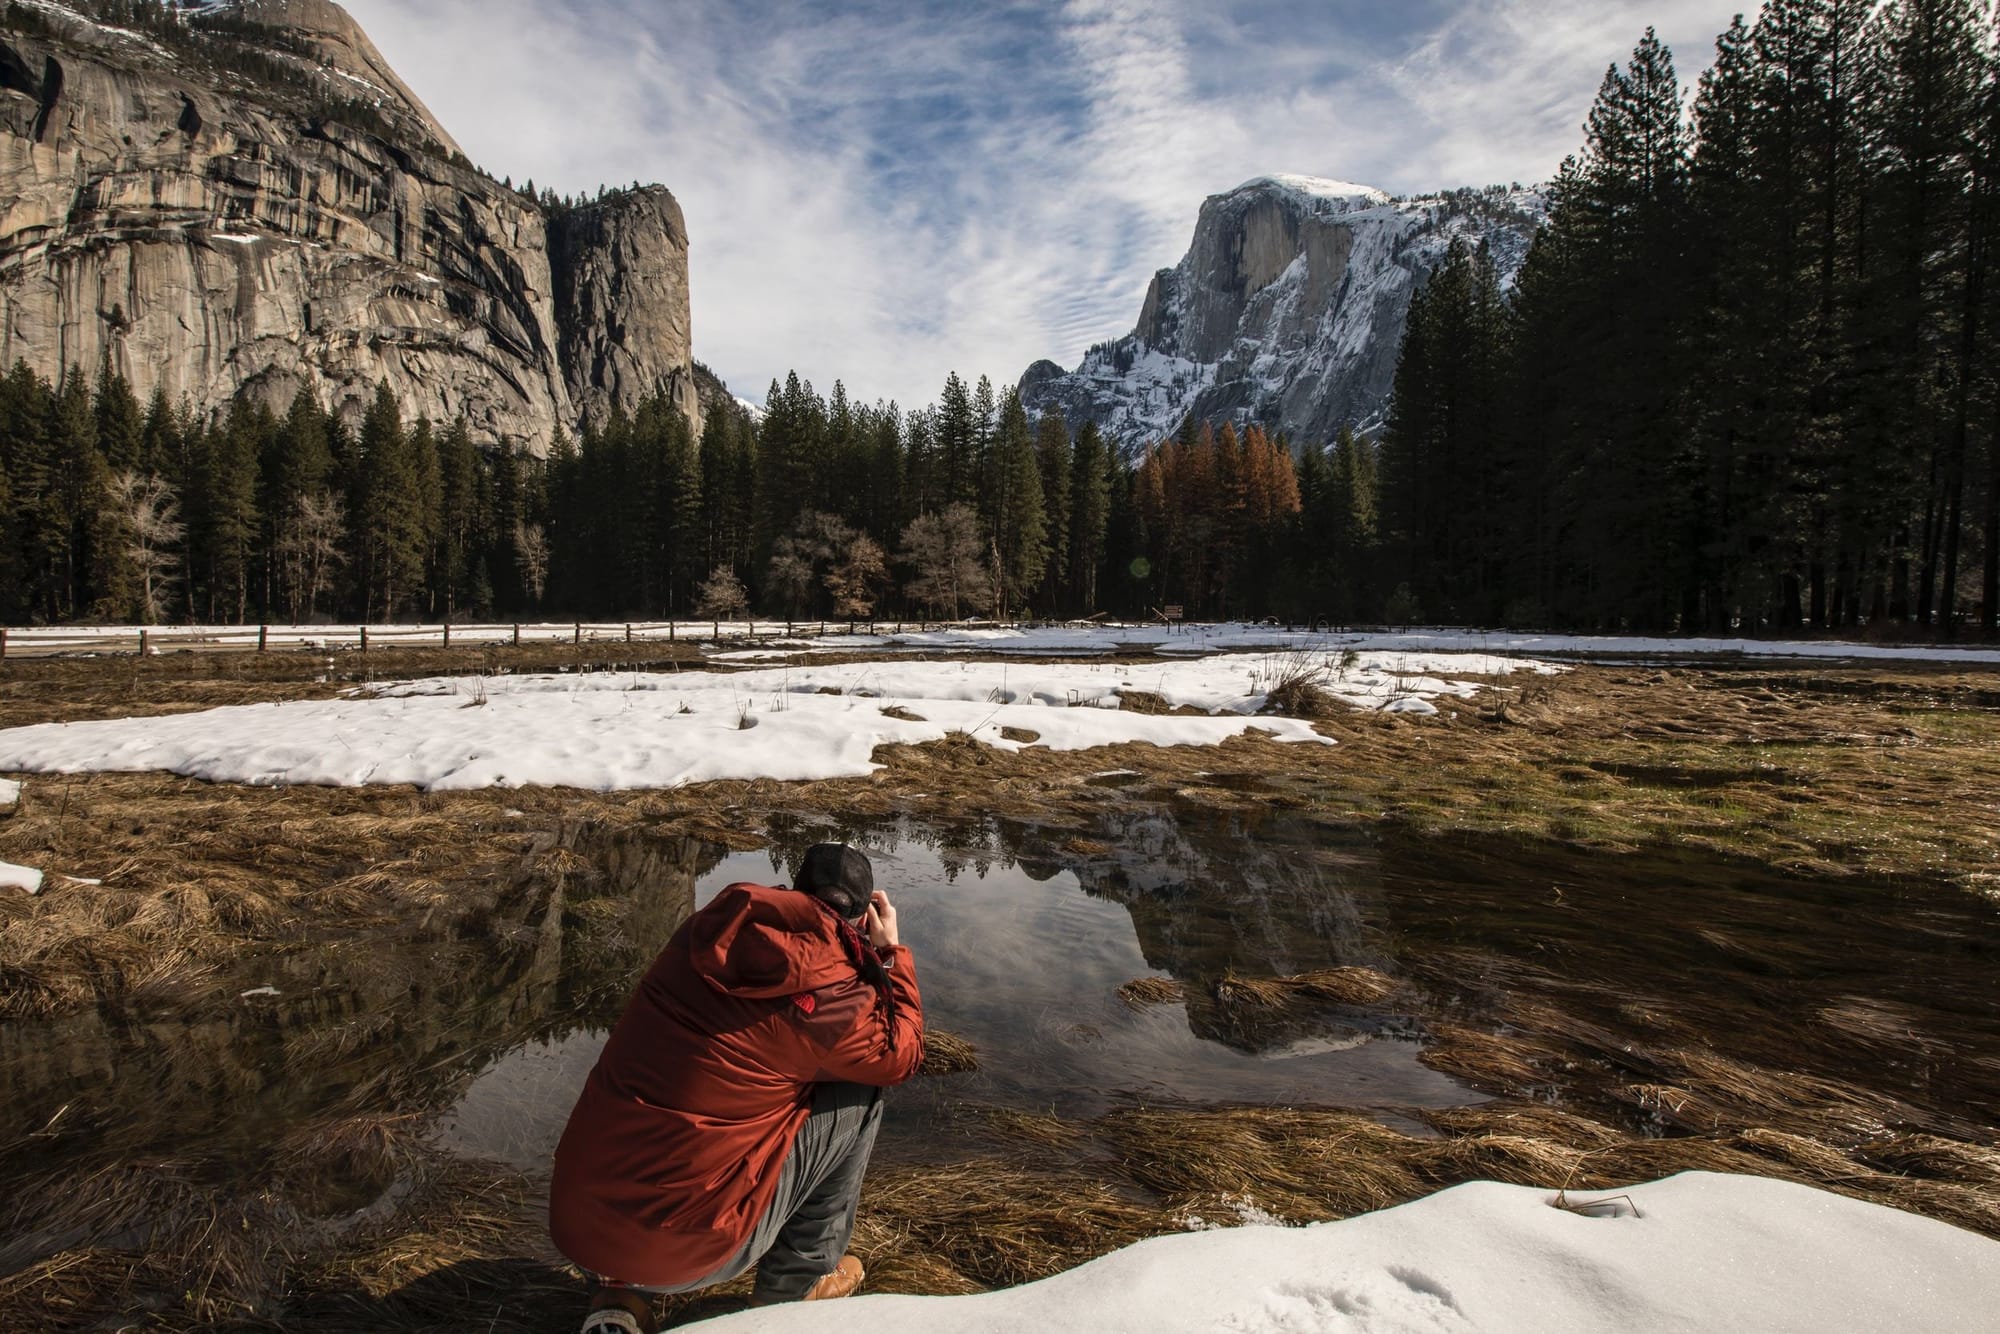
[258,625,268,652]
[574,622,581,645]
[513,624,521,647]
[669,620,675,643]
[138,629,148,657]
[1,627,8,661]
[443,620,452,649]
[360,625,369,652]
[626,624,632,643]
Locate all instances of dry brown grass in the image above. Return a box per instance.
[0,652,1996,1328]
[851,1160,1163,1292]
[1117,976,1186,1008]
[1213,966,1400,1010]
[919,1030,980,1075]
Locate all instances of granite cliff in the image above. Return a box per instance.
[1020,175,1544,451]
[0,0,698,452]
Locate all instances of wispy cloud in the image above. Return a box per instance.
[342,0,1755,410]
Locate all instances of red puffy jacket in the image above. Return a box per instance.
[548,882,925,1286]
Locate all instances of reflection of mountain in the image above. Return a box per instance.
[0,822,715,1267]
[768,809,1404,1058]
[1067,810,1384,978]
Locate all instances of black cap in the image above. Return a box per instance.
[796,843,873,920]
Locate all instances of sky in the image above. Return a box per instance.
[341,0,1758,411]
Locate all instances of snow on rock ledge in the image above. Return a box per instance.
[713,1172,1999,1334]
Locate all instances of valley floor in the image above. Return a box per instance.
[0,636,1995,1330]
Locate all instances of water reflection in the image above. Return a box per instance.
[16,801,1994,1284]
[0,822,714,1217]
[437,822,1463,1169]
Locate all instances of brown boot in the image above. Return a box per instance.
[803,1254,865,1301]
[751,1254,866,1305]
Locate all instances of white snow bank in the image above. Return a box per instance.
[0,777,17,808]
[0,861,44,895]
[714,1172,1998,1334]
[0,652,1552,791]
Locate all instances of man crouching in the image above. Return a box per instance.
[549,843,924,1333]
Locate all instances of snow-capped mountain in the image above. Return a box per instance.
[1019,175,1546,450]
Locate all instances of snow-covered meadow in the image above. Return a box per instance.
[712,1172,1998,1333]
[0,651,1554,791]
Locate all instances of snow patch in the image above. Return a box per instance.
[1234,174,1391,210]
[0,778,17,809]
[0,655,1437,791]
[0,861,45,896]
[699,1172,2000,1334]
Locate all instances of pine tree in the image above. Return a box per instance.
[1068,420,1112,612]
[262,390,333,621]
[1975,10,2000,634]
[204,399,264,623]
[435,417,481,622]
[93,357,144,473]
[410,416,442,615]
[355,384,422,621]
[0,448,13,622]
[970,374,998,514]
[989,389,1046,617]
[934,373,974,507]
[1868,0,1989,630]
[0,361,55,621]
[866,401,906,538]
[658,398,704,616]
[1034,408,1072,613]
[49,369,101,620]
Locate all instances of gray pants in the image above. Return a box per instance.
[631,1081,884,1303]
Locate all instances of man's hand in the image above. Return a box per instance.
[863,890,899,950]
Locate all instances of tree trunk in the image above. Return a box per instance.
[1983,428,1999,637]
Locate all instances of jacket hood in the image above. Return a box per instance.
[686,883,859,999]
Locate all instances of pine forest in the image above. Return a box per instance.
[4,1,1999,637]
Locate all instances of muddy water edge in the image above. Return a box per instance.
[0,655,1996,1331]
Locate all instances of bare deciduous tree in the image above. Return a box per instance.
[765,545,815,616]
[276,491,346,623]
[826,533,888,619]
[105,469,184,625]
[898,503,986,619]
[766,511,857,618]
[515,522,550,608]
[696,564,749,635]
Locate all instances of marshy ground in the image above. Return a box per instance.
[0,644,1996,1330]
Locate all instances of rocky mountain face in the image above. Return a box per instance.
[1020,175,1544,451]
[0,0,699,453]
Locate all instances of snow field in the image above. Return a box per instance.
[0,652,1543,792]
[711,1172,2000,1334]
